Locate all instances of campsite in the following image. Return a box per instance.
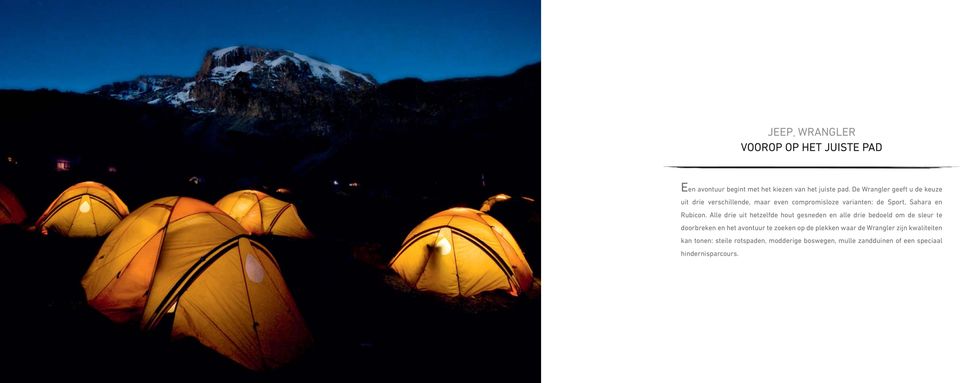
[0,173,540,381]
[0,51,540,383]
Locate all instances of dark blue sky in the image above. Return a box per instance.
[0,0,539,91]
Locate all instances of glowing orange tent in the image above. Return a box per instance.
[35,181,128,237]
[214,190,313,239]
[81,196,312,371]
[0,184,26,225]
[389,207,534,297]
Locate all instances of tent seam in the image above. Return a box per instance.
[451,233,462,296]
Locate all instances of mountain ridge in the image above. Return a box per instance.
[89,46,538,139]
[91,46,376,127]
[2,60,540,197]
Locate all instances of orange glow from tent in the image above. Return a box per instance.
[245,254,265,283]
[79,198,92,213]
[435,237,452,255]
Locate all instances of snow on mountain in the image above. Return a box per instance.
[212,46,240,59]
[286,52,374,85]
[90,75,191,106]
[168,81,195,105]
[91,46,377,117]
[208,61,257,85]
[91,76,178,101]
[201,47,374,85]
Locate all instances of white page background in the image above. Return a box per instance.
[543,1,960,382]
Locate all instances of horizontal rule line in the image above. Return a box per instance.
[667,166,953,169]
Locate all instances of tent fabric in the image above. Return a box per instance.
[479,193,511,213]
[389,207,534,297]
[214,190,313,239]
[35,181,129,237]
[0,184,27,225]
[81,196,312,371]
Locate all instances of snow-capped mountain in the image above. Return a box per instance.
[200,46,374,88]
[91,47,376,124]
[87,47,537,144]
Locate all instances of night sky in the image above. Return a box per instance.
[0,0,540,91]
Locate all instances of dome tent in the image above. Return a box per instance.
[214,190,313,239]
[81,196,312,371]
[35,181,128,237]
[0,184,26,225]
[389,207,534,297]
